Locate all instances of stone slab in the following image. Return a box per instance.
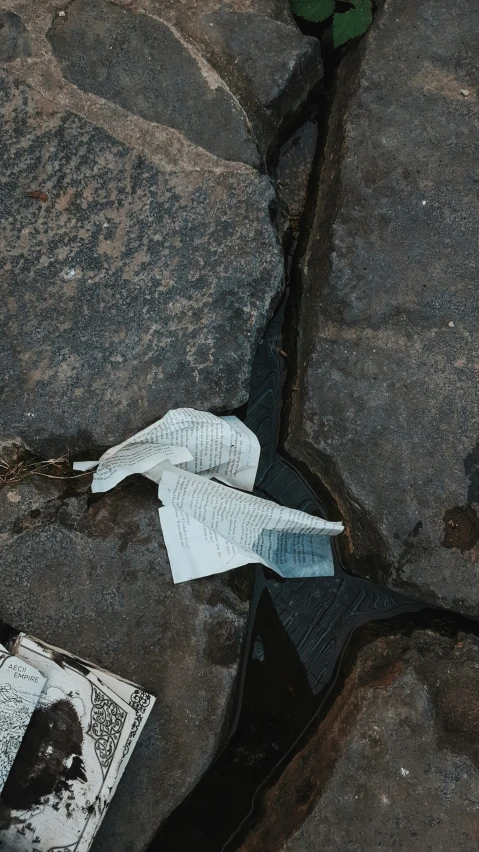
[48,0,260,168]
[287,0,479,616]
[116,0,323,160]
[0,10,30,61]
[195,4,323,157]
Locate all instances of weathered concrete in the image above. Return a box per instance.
[243,625,479,852]
[0,471,251,851]
[287,0,479,616]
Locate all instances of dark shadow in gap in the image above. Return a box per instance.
[148,586,316,852]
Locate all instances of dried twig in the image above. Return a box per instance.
[0,455,89,486]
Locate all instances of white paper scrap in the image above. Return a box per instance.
[74,408,260,493]
[0,644,46,791]
[158,465,344,583]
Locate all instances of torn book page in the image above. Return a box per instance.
[74,407,260,493]
[0,634,155,852]
[0,646,46,791]
[158,464,343,583]
[74,443,192,493]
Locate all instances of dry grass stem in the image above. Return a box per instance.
[0,455,89,487]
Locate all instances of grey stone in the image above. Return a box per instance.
[287,0,479,616]
[0,10,30,61]
[243,627,479,852]
[139,0,322,160]
[0,66,283,457]
[47,0,260,167]
[197,5,323,157]
[0,473,251,851]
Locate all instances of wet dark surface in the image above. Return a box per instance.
[148,299,429,852]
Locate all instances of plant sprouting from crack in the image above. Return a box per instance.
[290,0,372,48]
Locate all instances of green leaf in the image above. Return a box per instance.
[290,0,335,23]
[332,0,372,47]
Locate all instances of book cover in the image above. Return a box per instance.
[0,635,155,852]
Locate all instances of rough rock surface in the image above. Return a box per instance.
[242,622,479,852]
[132,0,323,158]
[0,1,324,848]
[0,0,326,457]
[287,0,479,616]
[0,471,251,851]
[183,4,322,158]
[0,10,30,60]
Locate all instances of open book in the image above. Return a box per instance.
[0,635,155,852]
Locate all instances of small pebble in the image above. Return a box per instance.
[422,200,427,206]
[58,10,66,16]
[448,321,455,328]
[459,89,470,97]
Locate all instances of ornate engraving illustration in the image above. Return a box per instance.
[89,684,127,778]
[123,689,152,757]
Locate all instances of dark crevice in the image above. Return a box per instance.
[280,442,392,586]
[151,584,318,852]
[149,547,479,852]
